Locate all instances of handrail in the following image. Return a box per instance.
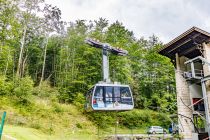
[187,69,204,77]
[185,56,210,65]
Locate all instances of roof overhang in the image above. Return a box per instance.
[158,27,210,60]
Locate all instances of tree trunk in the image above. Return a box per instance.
[59,47,63,87]
[65,46,69,86]
[53,43,58,86]
[71,47,75,81]
[22,55,28,77]
[4,48,10,76]
[16,25,27,77]
[39,37,49,86]
[53,44,56,86]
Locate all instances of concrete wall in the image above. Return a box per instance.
[175,54,194,139]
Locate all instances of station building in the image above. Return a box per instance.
[159,27,210,140]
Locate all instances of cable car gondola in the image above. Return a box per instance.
[84,38,134,111]
[86,82,134,111]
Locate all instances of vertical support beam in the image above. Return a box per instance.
[201,81,210,137]
[191,62,195,78]
[0,112,6,140]
[176,53,180,70]
[202,42,210,76]
[202,42,210,94]
[202,42,210,135]
[102,49,110,82]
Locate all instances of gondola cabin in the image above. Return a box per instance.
[85,82,134,111]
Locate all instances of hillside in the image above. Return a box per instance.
[0,95,173,140]
[0,96,97,140]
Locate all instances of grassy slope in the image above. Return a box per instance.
[3,125,96,140]
[0,96,171,140]
[0,96,98,140]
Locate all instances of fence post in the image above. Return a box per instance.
[131,127,133,139]
[97,123,100,139]
[0,112,6,140]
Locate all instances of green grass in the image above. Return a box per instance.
[0,96,99,140]
[0,96,171,140]
[3,125,98,140]
[116,127,146,134]
[95,126,147,138]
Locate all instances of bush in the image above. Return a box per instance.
[119,110,152,128]
[57,81,88,103]
[14,76,34,104]
[52,102,64,113]
[73,92,85,108]
[57,87,71,103]
[86,111,115,128]
[30,122,42,129]
[86,109,171,130]
[0,75,14,96]
[14,116,27,126]
[33,81,59,99]
[76,123,83,128]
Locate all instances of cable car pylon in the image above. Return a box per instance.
[85,38,128,82]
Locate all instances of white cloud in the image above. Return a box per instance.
[45,0,210,43]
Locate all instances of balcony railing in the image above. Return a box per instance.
[183,69,204,80]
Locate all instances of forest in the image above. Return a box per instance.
[0,0,177,139]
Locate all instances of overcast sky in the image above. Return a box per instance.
[45,0,210,43]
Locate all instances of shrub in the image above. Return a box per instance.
[119,110,152,128]
[15,116,27,126]
[76,123,83,128]
[86,112,116,128]
[58,81,88,103]
[73,92,85,108]
[33,81,59,99]
[0,75,14,95]
[52,102,64,113]
[30,122,42,129]
[87,109,171,130]
[14,76,34,104]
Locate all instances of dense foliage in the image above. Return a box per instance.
[0,0,176,131]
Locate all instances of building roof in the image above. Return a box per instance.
[158,27,210,60]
